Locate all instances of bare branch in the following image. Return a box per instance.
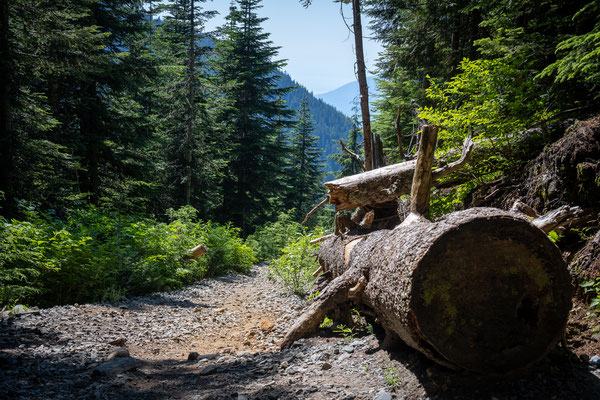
[302,196,330,225]
[339,139,366,171]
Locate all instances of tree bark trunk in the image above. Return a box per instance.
[351,0,373,171]
[0,0,14,215]
[283,208,573,373]
[325,136,474,211]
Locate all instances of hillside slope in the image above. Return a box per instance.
[279,72,352,176]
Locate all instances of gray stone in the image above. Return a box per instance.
[341,345,355,353]
[373,389,393,400]
[106,348,130,360]
[338,353,351,362]
[590,355,600,365]
[321,362,332,371]
[200,364,219,375]
[92,357,138,377]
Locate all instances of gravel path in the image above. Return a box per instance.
[1,264,599,399]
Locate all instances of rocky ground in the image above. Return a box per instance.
[1,263,599,400]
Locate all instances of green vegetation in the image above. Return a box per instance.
[581,278,600,335]
[0,205,254,307]
[267,228,324,296]
[384,366,402,390]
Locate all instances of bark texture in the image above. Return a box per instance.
[286,208,573,374]
[325,136,473,212]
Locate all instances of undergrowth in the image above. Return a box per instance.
[0,205,255,307]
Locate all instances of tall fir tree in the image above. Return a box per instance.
[286,96,325,220]
[0,0,110,216]
[152,0,226,214]
[212,0,294,234]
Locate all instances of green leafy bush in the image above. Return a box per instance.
[245,210,303,261]
[0,205,255,307]
[268,228,323,296]
[419,57,550,151]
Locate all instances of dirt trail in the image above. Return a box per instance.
[1,264,599,399]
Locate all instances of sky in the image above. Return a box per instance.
[203,0,383,94]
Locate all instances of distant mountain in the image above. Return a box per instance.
[278,72,353,178]
[315,76,380,117]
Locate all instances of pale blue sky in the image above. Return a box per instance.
[203,0,383,94]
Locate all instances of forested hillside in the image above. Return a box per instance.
[279,72,353,175]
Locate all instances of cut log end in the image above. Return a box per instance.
[409,215,573,373]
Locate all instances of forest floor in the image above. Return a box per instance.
[1,263,599,400]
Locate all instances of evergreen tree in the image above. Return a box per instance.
[152,0,226,214]
[286,96,325,220]
[0,0,108,216]
[212,0,294,234]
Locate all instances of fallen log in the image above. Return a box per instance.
[283,208,573,373]
[283,126,573,374]
[325,136,474,211]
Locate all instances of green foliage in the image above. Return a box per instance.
[245,210,303,261]
[580,278,600,335]
[0,205,255,307]
[384,366,402,390]
[333,324,356,340]
[539,1,600,98]
[267,227,323,296]
[419,58,550,151]
[320,316,334,328]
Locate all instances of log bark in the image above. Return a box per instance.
[283,208,573,373]
[325,136,474,211]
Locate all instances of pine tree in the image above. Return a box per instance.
[152,0,226,213]
[286,96,325,220]
[212,0,294,234]
[0,0,108,216]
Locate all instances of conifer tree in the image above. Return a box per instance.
[286,96,325,220]
[152,0,225,213]
[212,0,294,234]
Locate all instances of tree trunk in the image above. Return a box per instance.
[325,136,474,211]
[351,0,373,171]
[184,0,196,206]
[0,0,14,215]
[283,208,573,373]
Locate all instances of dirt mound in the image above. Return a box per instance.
[521,116,600,212]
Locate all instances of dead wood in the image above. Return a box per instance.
[410,125,437,215]
[325,136,474,212]
[186,244,207,260]
[302,196,329,225]
[284,208,573,373]
[339,140,365,172]
[395,104,404,159]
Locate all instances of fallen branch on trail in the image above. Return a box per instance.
[325,136,474,211]
[283,126,573,374]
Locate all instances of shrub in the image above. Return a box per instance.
[245,210,303,260]
[268,228,323,296]
[0,205,255,307]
